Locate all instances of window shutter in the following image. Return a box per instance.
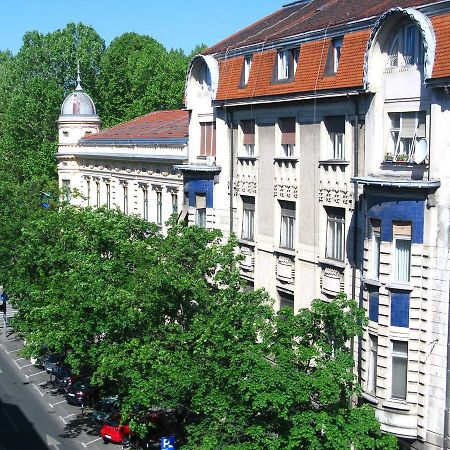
[371,219,381,235]
[242,196,255,210]
[242,120,255,145]
[416,112,426,138]
[393,221,411,237]
[400,113,417,138]
[196,194,206,209]
[325,116,345,134]
[281,118,296,145]
[280,200,296,218]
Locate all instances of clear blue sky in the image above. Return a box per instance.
[0,0,286,55]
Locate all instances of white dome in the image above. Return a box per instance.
[61,89,97,116]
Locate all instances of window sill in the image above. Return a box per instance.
[274,247,296,257]
[385,282,414,292]
[237,156,257,161]
[382,400,411,412]
[274,156,298,163]
[319,257,346,269]
[272,77,295,84]
[362,392,379,405]
[319,160,349,166]
[363,278,381,288]
[239,239,255,247]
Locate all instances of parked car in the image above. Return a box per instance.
[90,395,120,424]
[64,379,97,407]
[100,415,131,444]
[44,353,63,374]
[53,365,75,393]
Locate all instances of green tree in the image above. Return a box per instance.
[9,206,395,449]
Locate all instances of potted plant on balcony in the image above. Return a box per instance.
[396,153,409,163]
[383,152,394,163]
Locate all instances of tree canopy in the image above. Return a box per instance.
[8,205,397,450]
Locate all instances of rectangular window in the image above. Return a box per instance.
[367,334,378,395]
[62,180,71,202]
[156,191,162,225]
[276,48,299,81]
[143,188,148,221]
[171,192,178,214]
[392,341,408,400]
[393,221,411,283]
[280,117,296,157]
[371,219,381,279]
[242,55,252,86]
[388,112,426,162]
[280,200,296,250]
[195,194,206,228]
[325,117,345,160]
[86,179,90,206]
[391,291,410,328]
[325,38,343,74]
[241,120,255,156]
[241,196,255,241]
[96,180,101,207]
[279,291,294,311]
[122,184,128,214]
[369,289,379,323]
[200,122,216,156]
[326,207,345,261]
[106,182,111,209]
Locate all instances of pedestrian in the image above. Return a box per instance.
[0,286,8,315]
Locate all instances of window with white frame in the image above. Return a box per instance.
[325,37,343,75]
[156,190,162,225]
[122,183,128,214]
[85,178,91,206]
[105,181,111,209]
[96,179,101,207]
[275,48,299,81]
[393,221,411,283]
[241,196,255,241]
[241,120,255,156]
[370,219,381,279]
[325,116,345,160]
[388,111,426,162]
[242,55,252,86]
[367,334,378,395]
[142,187,149,221]
[391,340,408,400]
[279,200,296,250]
[200,122,216,157]
[195,194,206,228]
[387,23,423,69]
[61,180,71,202]
[280,117,296,157]
[326,207,345,261]
[171,191,178,214]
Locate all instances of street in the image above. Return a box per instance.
[0,317,116,450]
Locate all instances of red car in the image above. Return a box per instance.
[100,415,131,444]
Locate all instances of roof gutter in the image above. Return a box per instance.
[79,138,188,146]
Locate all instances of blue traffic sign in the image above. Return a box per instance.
[160,436,175,450]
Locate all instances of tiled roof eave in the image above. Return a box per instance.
[214,86,366,106]
[79,138,188,146]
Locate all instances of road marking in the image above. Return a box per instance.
[20,363,33,369]
[2,407,19,432]
[16,357,25,361]
[26,370,45,379]
[81,437,102,447]
[62,413,75,419]
[59,415,67,425]
[49,400,66,408]
[6,348,19,353]
[32,384,45,397]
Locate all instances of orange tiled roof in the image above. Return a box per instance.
[431,12,450,79]
[82,109,189,143]
[206,0,438,56]
[216,29,371,101]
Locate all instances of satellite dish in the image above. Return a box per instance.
[414,138,428,164]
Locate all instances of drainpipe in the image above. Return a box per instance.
[349,94,362,387]
[225,107,234,235]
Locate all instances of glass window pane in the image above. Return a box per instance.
[395,239,411,282]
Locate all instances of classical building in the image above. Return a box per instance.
[57,71,188,232]
[58,0,450,447]
[179,1,450,448]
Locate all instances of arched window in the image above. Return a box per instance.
[387,23,423,70]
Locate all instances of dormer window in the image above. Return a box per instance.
[274,48,299,82]
[387,23,423,70]
[241,55,252,86]
[325,38,343,75]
